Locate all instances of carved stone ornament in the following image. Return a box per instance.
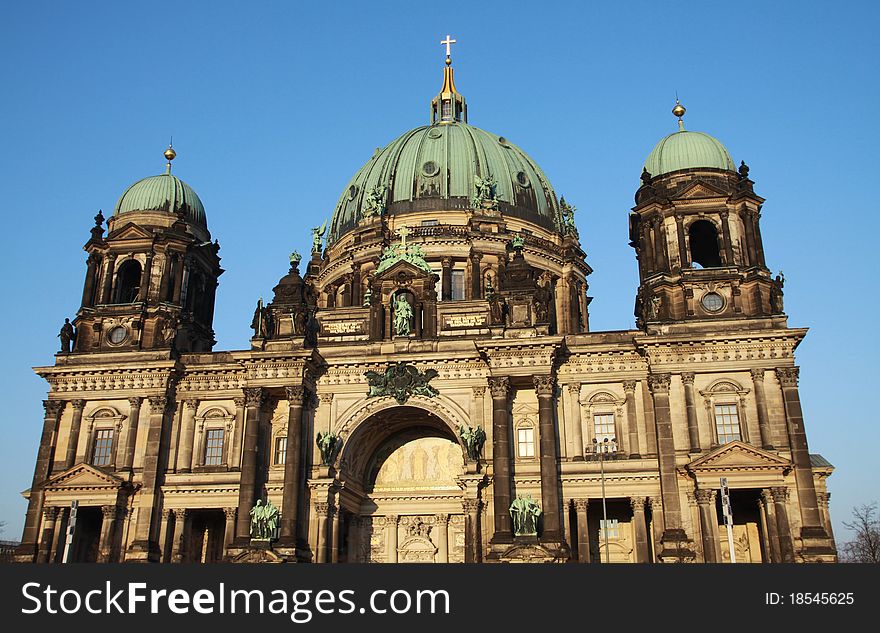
[364,362,439,405]
[487,376,509,399]
[534,375,555,397]
[775,367,799,388]
[647,373,671,393]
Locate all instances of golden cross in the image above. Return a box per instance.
[398,225,410,247]
[440,34,456,58]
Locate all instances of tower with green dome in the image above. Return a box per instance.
[71,144,223,355]
[630,100,781,329]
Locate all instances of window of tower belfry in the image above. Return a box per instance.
[688,220,723,268]
[113,259,142,303]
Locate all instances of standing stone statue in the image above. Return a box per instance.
[311,220,327,254]
[509,494,541,537]
[316,431,340,466]
[249,499,279,541]
[394,295,414,336]
[58,318,76,353]
[459,425,487,461]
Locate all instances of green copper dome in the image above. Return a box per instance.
[644,130,735,177]
[328,122,561,243]
[114,172,207,228]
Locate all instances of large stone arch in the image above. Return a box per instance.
[332,395,469,487]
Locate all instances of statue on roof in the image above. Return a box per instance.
[362,184,387,218]
[473,174,498,209]
[311,221,327,254]
[559,197,577,236]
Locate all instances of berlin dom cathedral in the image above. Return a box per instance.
[17,40,836,564]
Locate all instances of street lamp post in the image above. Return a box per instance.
[592,436,617,564]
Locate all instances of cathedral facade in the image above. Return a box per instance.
[16,48,837,564]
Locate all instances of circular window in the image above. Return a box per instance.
[516,171,530,187]
[701,292,724,313]
[107,326,128,345]
[348,185,359,200]
[427,127,443,139]
[498,136,509,147]
[422,161,440,177]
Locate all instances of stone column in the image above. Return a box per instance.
[761,489,781,563]
[37,506,59,563]
[681,373,701,453]
[280,386,306,545]
[775,367,829,544]
[121,397,142,470]
[720,210,735,265]
[771,486,795,562]
[81,253,100,308]
[98,505,118,563]
[171,254,186,304]
[441,256,453,301]
[641,382,658,455]
[64,399,86,469]
[436,514,449,563]
[648,374,692,558]
[488,377,513,543]
[235,388,265,539]
[674,212,688,268]
[695,489,720,563]
[648,496,663,560]
[740,209,757,267]
[19,399,65,559]
[623,381,641,458]
[469,252,482,299]
[170,508,188,563]
[386,514,398,564]
[574,499,590,563]
[178,398,199,473]
[128,396,168,560]
[535,376,563,541]
[99,253,117,304]
[654,216,669,271]
[641,224,655,274]
[750,369,774,449]
[631,497,650,563]
[230,397,246,468]
[330,507,341,563]
[567,384,584,461]
[223,508,236,555]
[137,253,153,302]
[157,509,172,563]
[817,492,835,544]
[753,213,767,268]
[462,500,481,563]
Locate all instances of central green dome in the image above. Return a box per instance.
[644,129,735,177]
[328,121,561,243]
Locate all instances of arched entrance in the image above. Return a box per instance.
[336,404,468,563]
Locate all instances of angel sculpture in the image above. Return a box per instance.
[311,220,327,253]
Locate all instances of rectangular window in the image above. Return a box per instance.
[593,413,616,447]
[204,428,225,466]
[451,270,465,300]
[421,219,438,226]
[517,427,535,458]
[599,518,620,539]
[714,404,741,444]
[91,429,114,467]
[275,436,288,465]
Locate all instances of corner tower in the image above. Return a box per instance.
[630,102,782,332]
[72,146,222,354]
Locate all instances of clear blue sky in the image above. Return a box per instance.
[1,1,877,544]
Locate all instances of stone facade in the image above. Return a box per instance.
[16,61,836,565]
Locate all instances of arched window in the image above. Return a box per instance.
[113,260,142,303]
[688,220,723,268]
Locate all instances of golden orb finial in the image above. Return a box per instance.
[164,139,176,174]
[672,99,686,130]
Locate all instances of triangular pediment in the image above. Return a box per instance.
[108,222,153,240]
[42,463,126,491]
[687,441,791,472]
[674,180,728,201]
